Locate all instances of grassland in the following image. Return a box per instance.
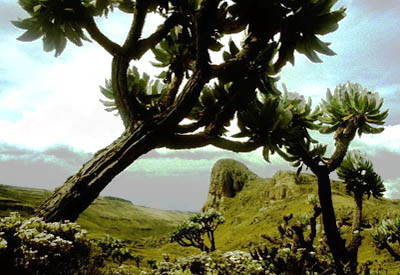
[0,184,191,243]
[1,159,400,273]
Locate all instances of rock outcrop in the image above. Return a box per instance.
[202,159,259,210]
[202,159,320,210]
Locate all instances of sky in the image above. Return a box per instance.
[1,0,400,211]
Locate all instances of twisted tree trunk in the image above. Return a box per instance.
[36,124,159,222]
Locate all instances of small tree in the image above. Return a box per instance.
[170,209,224,252]
[147,258,157,269]
[337,150,385,271]
[133,254,144,268]
[372,217,400,261]
[97,235,133,266]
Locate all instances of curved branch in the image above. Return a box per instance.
[175,119,208,133]
[161,71,184,107]
[152,0,220,128]
[123,0,149,51]
[77,5,122,55]
[130,12,183,59]
[160,133,262,153]
[327,127,357,172]
[210,36,270,82]
[112,56,151,127]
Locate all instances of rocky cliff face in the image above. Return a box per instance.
[202,159,259,210]
[203,159,318,210]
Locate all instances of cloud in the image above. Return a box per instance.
[351,125,400,155]
[384,178,400,200]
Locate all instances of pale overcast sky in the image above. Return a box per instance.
[1,0,400,211]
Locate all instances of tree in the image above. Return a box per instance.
[147,258,157,269]
[96,235,133,266]
[243,82,387,274]
[338,150,385,233]
[372,216,400,261]
[337,150,385,271]
[170,209,224,252]
[133,254,144,268]
[13,0,345,222]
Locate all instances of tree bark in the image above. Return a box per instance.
[352,193,363,233]
[35,124,158,222]
[315,169,348,274]
[347,192,363,274]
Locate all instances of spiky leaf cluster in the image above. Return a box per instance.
[270,0,345,67]
[11,0,96,56]
[189,83,231,120]
[337,150,385,198]
[100,66,167,114]
[170,209,224,251]
[152,27,195,83]
[319,82,389,138]
[372,217,400,248]
[234,88,321,163]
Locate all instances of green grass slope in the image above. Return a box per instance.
[203,159,400,273]
[0,184,191,243]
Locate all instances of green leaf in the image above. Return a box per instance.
[262,146,270,163]
[157,71,168,79]
[228,39,239,55]
[209,40,224,52]
[313,9,346,35]
[33,4,41,13]
[309,35,336,56]
[43,36,55,52]
[100,85,114,100]
[151,47,170,64]
[17,28,42,42]
[222,51,231,61]
[100,99,116,107]
[296,37,322,63]
[55,35,67,57]
[64,26,83,46]
[11,18,35,30]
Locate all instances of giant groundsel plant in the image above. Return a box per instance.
[319,82,389,138]
[337,150,385,199]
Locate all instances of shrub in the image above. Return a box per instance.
[144,251,264,275]
[372,217,400,261]
[0,212,101,275]
[97,235,134,266]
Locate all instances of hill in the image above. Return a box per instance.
[202,159,400,273]
[0,184,191,244]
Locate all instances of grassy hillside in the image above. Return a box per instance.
[2,159,400,273]
[0,184,191,243]
[204,159,400,273]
